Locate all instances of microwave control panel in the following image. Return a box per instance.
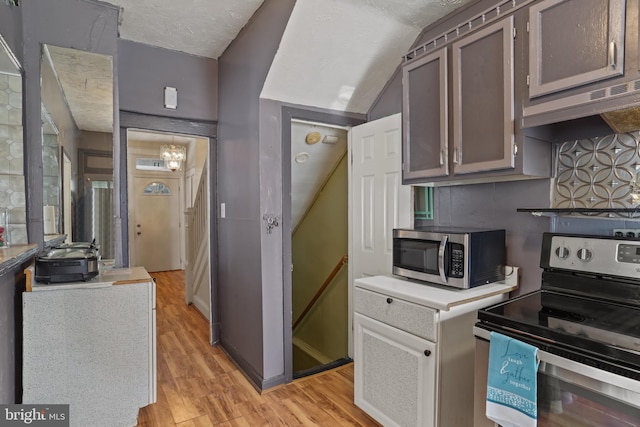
[450,243,464,277]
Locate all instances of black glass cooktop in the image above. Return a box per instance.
[477,289,640,378]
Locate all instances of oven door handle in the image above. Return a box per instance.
[438,235,448,284]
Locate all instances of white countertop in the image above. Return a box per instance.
[355,267,519,311]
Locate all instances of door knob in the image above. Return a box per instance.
[386,298,393,304]
[137,232,141,235]
[424,350,431,357]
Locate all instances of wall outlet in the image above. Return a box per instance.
[613,228,640,238]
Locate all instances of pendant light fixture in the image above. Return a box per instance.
[160,143,186,171]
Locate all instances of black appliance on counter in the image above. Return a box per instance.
[35,240,100,283]
[474,232,640,426]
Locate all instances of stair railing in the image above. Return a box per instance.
[293,254,348,330]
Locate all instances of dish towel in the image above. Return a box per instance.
[486,331,540,427]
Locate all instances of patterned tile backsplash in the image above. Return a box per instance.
[554,132,640,217]
[0,72,26,244]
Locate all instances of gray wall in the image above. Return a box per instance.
[423,180,552,295]
[0,3,22,63]
[0,0,119,404]
[118,40,218,121]
[217,0,295,388]
[0,3,22,406]
[117,40,218,268]
[21,0,119,248]
[368,68,402,122]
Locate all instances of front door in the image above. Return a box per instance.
[132,177,182,272]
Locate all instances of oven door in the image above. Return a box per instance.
[473,330,640,427]
[536,352,640,426]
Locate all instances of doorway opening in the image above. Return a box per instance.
[289,118,351,378]
[126,128,212,322]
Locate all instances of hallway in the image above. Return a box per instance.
[136,270,379,426]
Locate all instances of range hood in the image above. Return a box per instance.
[601,106,640,134]
[523,77,640,133]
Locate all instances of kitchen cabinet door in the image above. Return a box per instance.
[452,16,515,175]
[528,0,626,98]
[402,48,448,181]
[354,313,436,427]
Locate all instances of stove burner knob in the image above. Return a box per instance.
[555,246,570,259]
[577,248,593,262]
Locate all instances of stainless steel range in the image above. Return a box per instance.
[474,232,640,427]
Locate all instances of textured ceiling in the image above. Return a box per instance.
[112,0,264,58]
[45,45,113,133]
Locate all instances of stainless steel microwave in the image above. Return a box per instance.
[392,227,506,289]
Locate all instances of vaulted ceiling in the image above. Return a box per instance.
[110,0,474,114]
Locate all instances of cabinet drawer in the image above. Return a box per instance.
[354,287,437,342]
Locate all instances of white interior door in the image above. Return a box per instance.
[132,177,182,272]
[350,113,411,280]
[348,113,412,354]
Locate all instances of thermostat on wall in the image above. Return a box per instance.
[164,86,178,109]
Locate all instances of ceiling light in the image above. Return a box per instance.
[295,152,310,163]
[160,144,186,171]
[305,131,321,145]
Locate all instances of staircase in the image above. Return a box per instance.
[185,167,210,320]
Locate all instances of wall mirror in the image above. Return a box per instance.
[41,105,60,238]
[0,34,24,245]
[40,44,114,258]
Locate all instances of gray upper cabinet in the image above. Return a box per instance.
[528,0,626,98]
[402,48,448,180]
[401,2,552,186]
[452,16,515,175]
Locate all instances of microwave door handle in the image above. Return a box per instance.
[438,235,448,284]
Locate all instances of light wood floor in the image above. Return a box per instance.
[136,270,380,426]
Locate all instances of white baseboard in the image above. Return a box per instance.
[193,294,210,320]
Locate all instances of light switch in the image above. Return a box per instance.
[220,202,226,218]
[164,86,177,109]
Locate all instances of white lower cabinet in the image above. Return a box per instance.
[23,269,156,427]
[354,279,512,427]
[354,313,436,427]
